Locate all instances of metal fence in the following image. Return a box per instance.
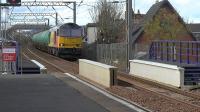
[149,40,200,65]
[134,43,150,60]
[97,43,128,71]
[83,40,200,71]
[82,42,150,71]
[81,42,97,61]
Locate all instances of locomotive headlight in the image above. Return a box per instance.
[76,44,81,47]
[60,43,64,46]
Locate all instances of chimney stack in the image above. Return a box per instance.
[156,0,159,3]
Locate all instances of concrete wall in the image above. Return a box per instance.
[129,60,184,88]
[87,27,97,44]
[79,59,117,88]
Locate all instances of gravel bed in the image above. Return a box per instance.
[108,86,200,112]
[191,88,200,93]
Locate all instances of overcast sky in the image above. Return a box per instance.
[2,0,200,25]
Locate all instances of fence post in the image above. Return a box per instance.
[155,42,157,60]
[172,41,176,62]
[111,44,112,65]
[197,43,199,64]
[167,41,169,61]
[161,42,163,61]
[187,42,190,64]
[148,43,152,59]
[179,42,182,64]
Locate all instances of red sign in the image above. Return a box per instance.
[3,53,16,62]
[2,48,16,62]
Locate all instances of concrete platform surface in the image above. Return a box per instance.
[19,59,39,69]
[0,74,138,112]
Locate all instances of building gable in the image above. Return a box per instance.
[132,0,195,45]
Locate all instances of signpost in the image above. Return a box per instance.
[0,41,18,74]
[2,47,16,62]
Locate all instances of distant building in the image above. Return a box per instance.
[131,0,195,48]
[187,24,200,40]
[85,23,97,44]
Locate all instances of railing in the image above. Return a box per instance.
[149,40,200,65]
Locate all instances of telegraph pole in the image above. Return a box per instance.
[127,0,132,71]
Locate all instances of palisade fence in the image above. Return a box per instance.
[149,40,200,65]
[96,43,151,71]
[82,42,97,61]
[97,43,128,71]
[134,43,150,60]
[84,40,200,70]
[82,42,150,71]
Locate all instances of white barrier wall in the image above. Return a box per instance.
[31,60,47,74]
[129,60,184,88]
[79,59,117,88]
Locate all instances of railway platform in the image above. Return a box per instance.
[16,59,41,74]
[0,73,141,112]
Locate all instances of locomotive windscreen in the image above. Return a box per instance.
[59,23,82,37]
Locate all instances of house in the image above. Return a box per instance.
[131,0,195,49]
[85,23,97,44]
[187,24,200,40]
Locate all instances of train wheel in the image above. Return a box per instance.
[55,49,59,57]
[52,48,55,55]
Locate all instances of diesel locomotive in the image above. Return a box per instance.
[32,23,83,58]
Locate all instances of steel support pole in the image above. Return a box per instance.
[127,0,132,71]
[0,0,2,73]
[47,19,49,26]
[56,12,58,25]
[73,2,76,23]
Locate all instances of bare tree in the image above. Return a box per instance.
[90,0,125,44]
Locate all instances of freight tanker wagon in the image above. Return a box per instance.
[32,23,83,58]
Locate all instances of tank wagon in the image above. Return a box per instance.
[32,23,83,58]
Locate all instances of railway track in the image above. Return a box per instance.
[117,74,200,109]
[118,73,200,100]
[22,47,150,112]
[23,47,200,111]
[24,47,78,74]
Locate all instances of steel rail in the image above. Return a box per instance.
[117,74,200,109]
[118,72,200,100]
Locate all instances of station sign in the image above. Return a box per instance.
[2,47,16,62]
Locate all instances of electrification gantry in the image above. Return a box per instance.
[10,18,50,25]
[9,13,56,25]
[20,1,76,23]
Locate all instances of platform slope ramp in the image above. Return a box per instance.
[79,59,117,88]
[129,60,184,88]
[17,60,46,74]
[31,60,47,74]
